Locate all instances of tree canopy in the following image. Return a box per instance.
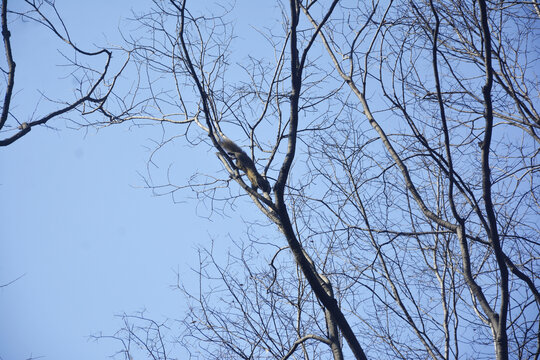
[2,1,539,359]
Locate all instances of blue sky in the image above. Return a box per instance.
[0,1,273,358]
[2,1,537,359]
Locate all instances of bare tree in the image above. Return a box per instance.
[0,0,128,146]
[89,0,538,359]
[177,240,345,360]
[299,0,539,359]
[88,0,368,358]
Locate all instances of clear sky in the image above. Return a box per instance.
[0,1,274,359]
[2,1,536,359]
